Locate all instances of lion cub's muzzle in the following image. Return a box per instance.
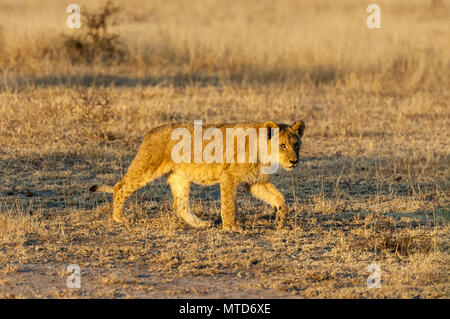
[287,159,299,169]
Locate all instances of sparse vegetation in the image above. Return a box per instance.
[0,0,448,298]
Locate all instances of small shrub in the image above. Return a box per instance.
[70,86,114,140]
[63,1,127,64]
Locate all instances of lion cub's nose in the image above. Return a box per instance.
[290,159,298,165]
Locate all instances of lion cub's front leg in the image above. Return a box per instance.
[220,175,243,232]
[265,183,288,229]
[167,173,212,228]
[247,182,287,229]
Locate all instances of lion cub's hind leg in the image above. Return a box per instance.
[167,173,212,228]
[112,154,167,223]
[112,170,162,223]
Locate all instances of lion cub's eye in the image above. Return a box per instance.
[280,144,287,150]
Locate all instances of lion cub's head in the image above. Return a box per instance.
[264,120,305,171]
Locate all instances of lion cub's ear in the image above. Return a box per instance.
[291,120,305,137]
[264,121,279,140]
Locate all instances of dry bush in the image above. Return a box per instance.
[63,1,126,64]
[70,86,115,140]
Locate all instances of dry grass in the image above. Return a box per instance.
[0,0,449,298]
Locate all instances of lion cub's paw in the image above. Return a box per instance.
[112,215,129,224]
[276,223,291,231]
[222,223,243,232]
[197,220,213,228]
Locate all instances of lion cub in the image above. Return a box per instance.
[90,120,305,231]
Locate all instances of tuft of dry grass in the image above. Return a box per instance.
[339,213,438,257]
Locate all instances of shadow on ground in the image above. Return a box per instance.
[2,65,339,90]
[1,150,445,224]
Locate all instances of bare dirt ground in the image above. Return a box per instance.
[0,0,449,298]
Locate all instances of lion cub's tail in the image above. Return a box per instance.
[89,185,114,193]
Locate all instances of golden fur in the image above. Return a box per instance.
[90,121,305,231]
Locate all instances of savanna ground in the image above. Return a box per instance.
[0,0,449,298]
